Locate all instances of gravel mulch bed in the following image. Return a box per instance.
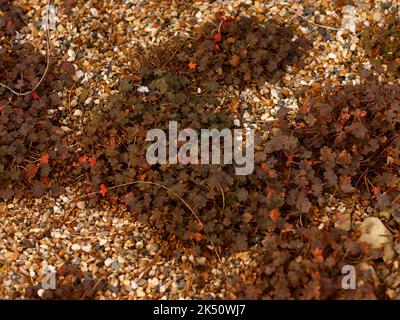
[0,0,399,299]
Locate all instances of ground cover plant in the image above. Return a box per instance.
[0,42,74,199]
[361,9,400,77]
[1,5,399,300]
[0,0,24,37]
[236,227,380,299]
[140,15,311,89]
[73,16,313,255]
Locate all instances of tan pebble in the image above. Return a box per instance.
[136,288,146,297]
[303,75,313,82]
[82,244,92,253]
[265,99,273,107]
[98,268,107,276]
[111,278,119,287]
[373,12,382,22]
[281,88,291,96]
[311,83,322,90]
[77,201,86,210]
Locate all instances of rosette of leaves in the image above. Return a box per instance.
[0,43,74,199]
[361,11,400,77]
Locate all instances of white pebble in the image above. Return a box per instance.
[328,53,337,60]
[270,89,279,99]
[131,281,138,290]
[265,116,276,122]
[137,86,149,93]
[135,241,143,250]
[82,244,92,253]
[76,70,85,79]
[71,244,81,251]
[73,109,83,117]
[104,258,113,267]
[90,8,98,17]
[61,126,71,132]
[67,49,76,61]
[67,49,75,57]
[261,114,270,121]
[60,196,70,204]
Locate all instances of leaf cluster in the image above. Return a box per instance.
[75,18,400,255]
[0,0,24,37]
[267,81,400,212]
[138,15,310,89]
[0,43,74,199]
[361,10,400,77]
[236,227,380,299]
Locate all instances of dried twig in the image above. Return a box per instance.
[161,41,184,69]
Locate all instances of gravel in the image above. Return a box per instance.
[0,0,399,300]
